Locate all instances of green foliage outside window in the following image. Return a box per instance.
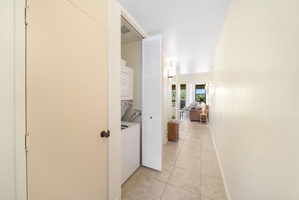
[172,90,176,100]
[172,84,187,108]
[180,90,186,100]
[195,94,206,102]
[172,89,176,107]
[195,88,206,103]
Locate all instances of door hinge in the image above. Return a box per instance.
[25,133,30,151]
[25,6,29,25]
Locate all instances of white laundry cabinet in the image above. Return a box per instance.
[121,65,134,100]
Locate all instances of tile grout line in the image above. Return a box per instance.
[122,118,226,200]
[167,182,201,197]
[199,123,203,199]
[167,119,203,198]
[160,118,190,199]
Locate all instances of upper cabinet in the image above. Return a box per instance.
[121,65,134,100]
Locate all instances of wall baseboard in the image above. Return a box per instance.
[209,127,231,200]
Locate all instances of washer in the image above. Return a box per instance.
[121,121,140,185]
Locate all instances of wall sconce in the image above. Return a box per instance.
[168,69,175,79]
[205,82,209,90]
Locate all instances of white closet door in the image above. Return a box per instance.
[26,1,108,199]
[142,35,162,171]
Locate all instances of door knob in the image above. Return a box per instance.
[100,130,110,138]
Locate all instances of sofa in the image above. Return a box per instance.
[189,105,209,121]
[183,101,199,115]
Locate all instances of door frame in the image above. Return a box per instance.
[120,8,148,39]
[11,1,148,200]
[8,0,27,199]
[107,0,121,200]
[107,3,148,200]
[15,0,27,198]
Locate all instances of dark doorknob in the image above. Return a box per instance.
[100,130,110,138]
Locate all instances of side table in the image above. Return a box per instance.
[200,113,207,123]
[168,120,179,142]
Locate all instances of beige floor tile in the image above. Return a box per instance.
[192,122,202,126]
[161,185,200,200]
[201,150,218,163]
[180,124,189,128]
[175,154,201,173]
[190,126,201,131]
[201,133,210,138]
[187,131,201,138]
[201,129,211,134]
[188,128,201,133]
[163,140,183,153]
[180,146,201,159]
[201,123,210,127]
[185,135,202,142]
[183,141,201,151]
[202,137,214,146]
[202,143,215,152]
[201,160,221,178]
[201,197,212,200]
[163,151,179,166]
[137,164,173,183]
[215,178,227,200]
[122,117,226,200]
[179,133,187,140]
[189,127,201,132]
[201,133,212,140]
[180,127,189,132]
[181,121,190,125]
[201,174,227,200]
[168,167,201,195]
[181,125,190,128]
[121,172,166,200]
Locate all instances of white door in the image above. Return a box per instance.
[142,35,163,171]
[26,0,108,199]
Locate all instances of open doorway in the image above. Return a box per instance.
[120,12,164,185]
[120,16,143,122]
[120,16,144,185]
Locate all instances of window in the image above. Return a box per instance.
[172,85,176,107]
[180,84,186,109]
[195,84,206,103]
[172,84,187,109]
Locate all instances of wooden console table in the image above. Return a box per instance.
[168,120,179,141]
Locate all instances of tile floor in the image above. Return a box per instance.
[121,117,227,200]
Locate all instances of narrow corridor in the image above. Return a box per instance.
[122,117,227,200]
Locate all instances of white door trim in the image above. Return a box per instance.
[108,0,121,199]
[120,6,148,39]
[15,0,27,199]
[1,0,27,199]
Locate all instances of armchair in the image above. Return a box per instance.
[189,104,209,122]
[183,101,199,115]
[189,108,202,121]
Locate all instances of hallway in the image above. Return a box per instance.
[121,117,227,200]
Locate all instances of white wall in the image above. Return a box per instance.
[108,0,121,199]
[211,0,299,199]
[180,72,209,84]
[121,41,142,110]
[173,72,209,106]
[173,72,209,85]
[0,0,26,199]
[163,59,173,144]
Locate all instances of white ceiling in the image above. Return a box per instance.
[118,0,231,74]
